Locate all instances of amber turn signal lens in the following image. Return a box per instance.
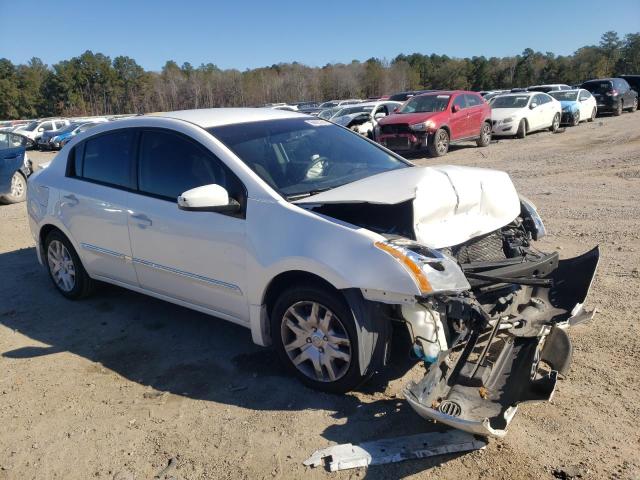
[374,241,433,293]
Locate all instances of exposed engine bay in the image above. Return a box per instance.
[305,197,599,437]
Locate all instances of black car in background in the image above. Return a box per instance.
[620,75,640,95]
[387,89,435,102]
[580,78,638,116]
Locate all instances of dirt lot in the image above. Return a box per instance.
[1,112,639,480]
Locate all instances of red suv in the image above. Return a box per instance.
[376,91,492,157]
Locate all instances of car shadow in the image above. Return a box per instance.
[0,246,471,471]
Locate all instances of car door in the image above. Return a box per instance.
[464,94,484,137]
[578,89,593,118]
[0,132,26,195]
[127,128,249,321]
[531,94,549,130]
[449,95,469,140]
[57,129,139,286]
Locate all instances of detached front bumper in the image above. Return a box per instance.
[403,247,599,437]
[378,132,429,151]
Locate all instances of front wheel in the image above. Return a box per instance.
[516,119,527,139]
[271,286,373,393]
[0,171,27,204]
[549,113,560,132]
[476,122,491,147]
[588,107,596,122]
[571,111,580,126]
[428,128,449,157]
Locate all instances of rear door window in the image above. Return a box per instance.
[80,130,136,188]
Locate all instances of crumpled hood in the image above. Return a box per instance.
[294,165,520,248]
[559,100,578,110]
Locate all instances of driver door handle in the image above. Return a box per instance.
[131,213,152,228]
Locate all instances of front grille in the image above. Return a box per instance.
[381,124,412,135]
[452,232,506,263]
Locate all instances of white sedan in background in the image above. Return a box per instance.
[548,89,597,126]
[490,92,561,138]
[327,101,402,138]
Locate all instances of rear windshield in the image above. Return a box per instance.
[582,81,612,93]
[491,96,530,108]
[549,91,579,101]
[399,95,450,113]
[528,86,552,93]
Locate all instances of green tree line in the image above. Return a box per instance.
[1,31,638,120]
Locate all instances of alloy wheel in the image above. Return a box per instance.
[47,240,76,292]
[10,173,25,199]
[280,301,351,382]
[436,130,449,155]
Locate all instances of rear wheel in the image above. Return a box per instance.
[428,128,449,157]
[0,171,27,204]
[549,113,560,132]
[588,107,596,122]
[614,101,623,116]
[516,119,527,139]
[629,97,638,112]
[476,122,491,147]
[44,230,94,299]
[271,285,378,393]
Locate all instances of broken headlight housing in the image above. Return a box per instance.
[519,196,546,241]
[374,240,470,295]
[409,120,436,132]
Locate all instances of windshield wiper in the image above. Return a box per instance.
[286,187,335,201]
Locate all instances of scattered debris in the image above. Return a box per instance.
[304,430,486,472]
[553,465,584,479]
[479,387,489,399]
[154,457,178,479]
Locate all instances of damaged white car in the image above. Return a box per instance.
[27,108,599,438]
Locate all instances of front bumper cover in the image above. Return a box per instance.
[403,247,599,437]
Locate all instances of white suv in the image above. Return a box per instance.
[27,108,598,437]
[17,118,70,141]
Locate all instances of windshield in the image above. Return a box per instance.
[399,95,450,113]
[491,96,530,108]
[549,91,579,101]
[319,101,338,109]
[56,123,81,134]
[582,81,612,94]
[334,105,372,117]
[21,121,38,132]
[318,108,339,119]
[208,118,408,199]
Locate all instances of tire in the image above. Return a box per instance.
[44,230,94,300]
[549,113,560,132]
[516,119,527,139]
[571,111,580,127]
[0,171,27,204]
[587,108,596,122]
[613,101,623,116]
[629,97,638,112]
[427,128,449,157]
[271,285,381,393]
[475,122,491,147]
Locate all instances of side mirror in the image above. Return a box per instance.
[374,112,386,120]
[393,107,399,113]
[452,104,461,113]
[530,103,538,109]
[177,184,240,214]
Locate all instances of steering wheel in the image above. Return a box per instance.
[305,155,332,179]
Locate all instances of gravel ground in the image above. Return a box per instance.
[1,112,639,480]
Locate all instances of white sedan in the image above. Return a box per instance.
[27,108,598,437]
[490,92,562,138]
[325,100,402,138]
[548,89,598,126]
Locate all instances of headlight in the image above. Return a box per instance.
[409,120,436,132]
[502,117,513,123]
[374,240,470,295]
[520,196,546,240]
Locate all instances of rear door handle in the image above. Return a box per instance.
[131,213,152,228]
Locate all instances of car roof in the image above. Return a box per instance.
[147,107,305,128]
[412,90,470,97]
[497,92,537,97]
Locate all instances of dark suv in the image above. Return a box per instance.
[620,75,640,95]
[581,78,638,116]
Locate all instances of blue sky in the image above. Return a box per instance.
[2,0,639,71]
